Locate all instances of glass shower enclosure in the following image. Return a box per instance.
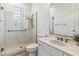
[0,3,37,56]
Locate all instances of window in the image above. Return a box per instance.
[7,6,27,32]
[13,7,23,30]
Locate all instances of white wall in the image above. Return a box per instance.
[32,3,50,35]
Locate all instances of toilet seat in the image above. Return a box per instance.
[27,43,38,49]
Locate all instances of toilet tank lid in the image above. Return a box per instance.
[27,43,38,48]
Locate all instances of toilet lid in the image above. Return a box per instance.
[27,43,38,49]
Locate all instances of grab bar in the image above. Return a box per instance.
[8,29,26,32]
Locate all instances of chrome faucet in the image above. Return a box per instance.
[56,36,70,43]
[56,37,63,41]
[60,38,63,41]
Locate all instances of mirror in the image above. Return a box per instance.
[49,3,79,37]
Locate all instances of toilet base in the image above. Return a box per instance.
[29,51,38,56]
[29,52,37,56]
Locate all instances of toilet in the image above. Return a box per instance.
[26,43,38,56]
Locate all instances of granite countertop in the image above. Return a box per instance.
[38,35,79,56]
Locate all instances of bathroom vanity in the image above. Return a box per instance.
[38,35,79,56]
[38,40,71,56]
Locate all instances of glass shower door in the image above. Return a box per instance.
[0,4,5,56]
[0,4,2,55]
[0,3,35,56]
[0,4,20,55]
[0,4,1,56]
[0,3,31,56]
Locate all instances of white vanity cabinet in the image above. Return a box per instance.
[38,40,71,56]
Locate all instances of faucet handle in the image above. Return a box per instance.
[65,39,70,43]
[56,37,59,40]
[60,37,63,41]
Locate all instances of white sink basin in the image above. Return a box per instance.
[50,40,69,47]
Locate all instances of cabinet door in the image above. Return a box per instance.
[38,42,50,56]
[38,48,49,56]
[42,42,63,56]
[38,41,63,56]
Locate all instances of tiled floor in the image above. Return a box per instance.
[13,50,29,56]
